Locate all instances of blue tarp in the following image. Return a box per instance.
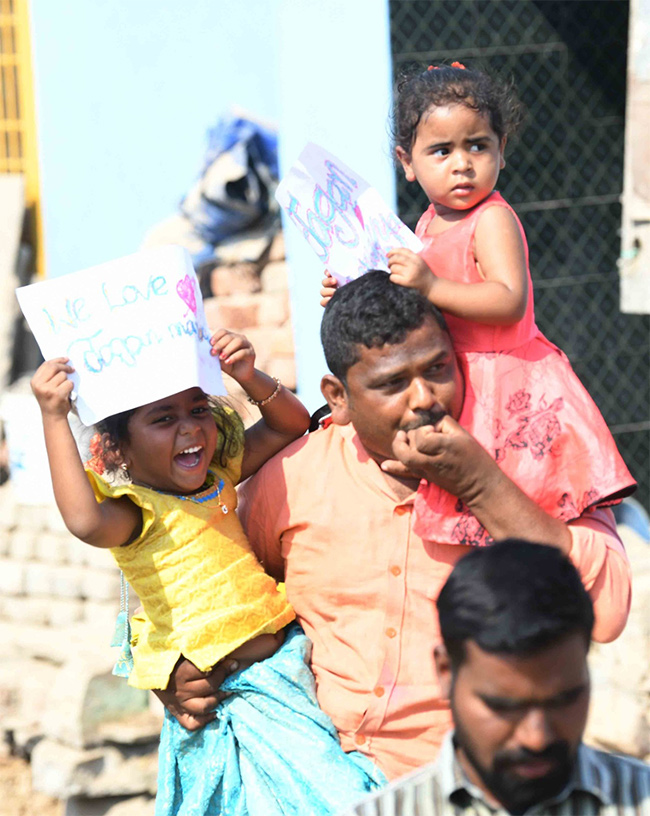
[181,113,279,248]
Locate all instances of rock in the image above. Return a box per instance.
[213,223,276,265]
[0,656,59,745]
[258,291,290,327]
[95,710,163,746]
[260,260,289,293]
[64,794,155,816]
[204,294,259,331]
[269,321,295,356]
[266,357,297,392]
[32,738,158,799]
[209,263,261,297]
[268,230,286,262]
[42,660,149,749]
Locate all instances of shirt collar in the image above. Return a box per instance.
[570,744,613,806]
[340,423,417,504]
[437,734,610,813]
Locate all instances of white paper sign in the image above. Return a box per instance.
[276,142,422,285]
[16,245,225,425]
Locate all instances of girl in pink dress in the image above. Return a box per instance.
[378,63,634,545]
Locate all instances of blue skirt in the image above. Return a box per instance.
[155,624,386,815]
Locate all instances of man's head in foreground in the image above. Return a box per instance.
[320,271,464,464]
[436,539,594,815]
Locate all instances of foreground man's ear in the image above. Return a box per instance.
[434,643,453,700]
[321,374,351,426]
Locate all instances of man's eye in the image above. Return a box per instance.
[153,415,173,424]
[488,703,522,717]
[432,148,448,158]
[470,143,486,152]
[425,361,448,378]
[377,379,404,392]
[193,406,210,415]
[482,697,522,715]
[546,689,584,710]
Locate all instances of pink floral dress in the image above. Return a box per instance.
[413,191,636,546]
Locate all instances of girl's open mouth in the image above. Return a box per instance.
[174,445,203,469]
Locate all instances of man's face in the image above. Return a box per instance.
[437,634,590,815]
[325,316,464,464]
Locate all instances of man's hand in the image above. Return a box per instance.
[382,416,496,502]
[382,416,571,553]
[154,656,239,731]
[387,248,435,299]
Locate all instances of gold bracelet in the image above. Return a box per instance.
[246,377,282,407]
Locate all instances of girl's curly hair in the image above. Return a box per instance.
[86,396,242,477]
[393,63,526,154]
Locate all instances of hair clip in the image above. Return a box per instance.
[427,62,465,72]
[85,432,106,474]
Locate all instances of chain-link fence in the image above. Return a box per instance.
[389,0,649,511]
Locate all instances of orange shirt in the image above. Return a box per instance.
[238,422,631,781]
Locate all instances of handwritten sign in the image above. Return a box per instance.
[16,245,225,425]
[276,143,422,285]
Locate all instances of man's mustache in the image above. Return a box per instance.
[494,741,570,772]
[400,408,447,433]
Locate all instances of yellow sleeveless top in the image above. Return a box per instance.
[86,411,294,690]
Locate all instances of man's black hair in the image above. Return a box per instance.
[320,270,448,383]
[437,539,594,668]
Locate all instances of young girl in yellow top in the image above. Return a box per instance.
[31,329,385,816]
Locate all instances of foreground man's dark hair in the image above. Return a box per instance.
[437,539,594,668]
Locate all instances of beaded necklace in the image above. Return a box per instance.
[174,474,228,514]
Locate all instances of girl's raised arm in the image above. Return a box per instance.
[31,359,141,548]
[210,331,310,481]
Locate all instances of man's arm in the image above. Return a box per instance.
[237,459,289,580]
[385,417,631,643]
[566,507,630,643]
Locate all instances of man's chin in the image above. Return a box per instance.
[489,765,571,814]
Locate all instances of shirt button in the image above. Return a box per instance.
[390,565,401,576]
[374,686,385,697]
[385,627,397,638]
[355,734,366,746]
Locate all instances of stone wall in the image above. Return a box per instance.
[0,485,160,815]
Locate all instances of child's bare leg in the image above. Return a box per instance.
[156,632,286,730]
[225,630,285,671]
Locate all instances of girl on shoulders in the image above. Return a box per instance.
[323,62,634,546]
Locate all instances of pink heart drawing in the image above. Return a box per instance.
[353,204,365,229]
[176,275,197,316]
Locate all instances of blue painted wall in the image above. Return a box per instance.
[277,0,395,408]
[29,0,279,279]
[29,0,394,407]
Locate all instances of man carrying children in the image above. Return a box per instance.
[162,272,631,780]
